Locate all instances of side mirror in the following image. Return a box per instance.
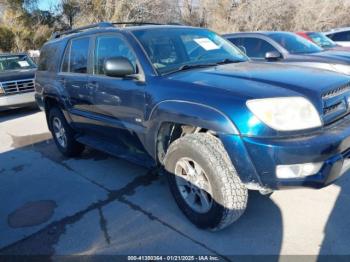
[265,51,282,61]
[237,45,247,54]
[104,57,135,78]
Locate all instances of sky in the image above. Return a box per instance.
[37,0,58,11]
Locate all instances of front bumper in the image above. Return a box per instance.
[221,115,350,190]
[0,92,35,110]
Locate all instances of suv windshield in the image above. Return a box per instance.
[0,55,36,72]
[307,32,338,48]
[132,28,248,74]
[269,32,323,54]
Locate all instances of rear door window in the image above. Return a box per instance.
[61,37,90,74]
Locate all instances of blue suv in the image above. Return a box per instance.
[35,22,350,230]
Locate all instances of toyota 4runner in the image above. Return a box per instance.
[35,22,350,230]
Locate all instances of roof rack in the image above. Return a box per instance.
[112,22,162,26]
[50,21,182,40]
[51,22,113,39]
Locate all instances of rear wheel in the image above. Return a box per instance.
[164,133,248,231]
[49,107,84,157]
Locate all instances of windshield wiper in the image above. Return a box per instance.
[164,59,244,75]
[215,58,244,65]
[165,63,217,75]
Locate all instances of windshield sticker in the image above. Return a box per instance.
[194,38,220,51]
[18,61,30,67]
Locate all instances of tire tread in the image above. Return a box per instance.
[165,133,248,230]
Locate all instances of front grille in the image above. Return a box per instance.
[322,84,350,99]
[0,79,35,95]
[323,101,343,115]
[322,83,350,123]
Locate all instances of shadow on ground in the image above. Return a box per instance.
[4,108,349,258]
[0,106,39,123]
[0,129,284,258]
[319,174,350,257]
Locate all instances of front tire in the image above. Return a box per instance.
[49,107,84,157]
[164,133,248,231]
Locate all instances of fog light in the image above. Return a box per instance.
[276,162,323,179]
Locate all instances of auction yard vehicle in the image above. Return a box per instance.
[36,22,350,230]
[325,27,350,47]
[296,31,350,52]
[0,53,37,110]
[225,32,350,75]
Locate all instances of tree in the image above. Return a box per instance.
[61,0,80,28]
[2,0,350,52]
[0,26,15,52]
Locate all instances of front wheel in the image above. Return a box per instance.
[164,133,248,231]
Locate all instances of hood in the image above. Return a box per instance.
[305,50,350,64]
[167,61,350,101]
[328,46,350,52]
[0,69,36,82]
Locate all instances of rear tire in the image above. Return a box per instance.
[164,133,248,231]
[49,107,84,157]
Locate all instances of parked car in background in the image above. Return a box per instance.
[0,53,37,110]
[296,31,350,51]
[325,27,350,47]
[36,22,350,230]
[224,31,350,75]
[28,50,41,64]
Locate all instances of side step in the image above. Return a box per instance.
[76,134,154,168]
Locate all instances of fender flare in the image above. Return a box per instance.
[144,100,239,159]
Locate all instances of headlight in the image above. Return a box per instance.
[246,97,322,131]
[0,84,4,96]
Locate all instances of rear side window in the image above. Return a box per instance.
[38,46,48,71]
[61,37,90,74]
[329,31,350,41]
[240,37,277,58]
[39,43,64,72]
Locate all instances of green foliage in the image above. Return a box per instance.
[0,26,15,52]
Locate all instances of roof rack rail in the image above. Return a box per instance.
[111,22,162,26]
[50,21,183,40]
[51,22,113,39]
[111,22,185,27]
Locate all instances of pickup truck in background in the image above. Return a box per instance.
[0,53,37,111]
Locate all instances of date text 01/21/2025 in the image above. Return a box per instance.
[127,255,220,261]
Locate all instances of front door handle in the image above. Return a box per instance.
[87,81,99,89]
[57,77,66,84]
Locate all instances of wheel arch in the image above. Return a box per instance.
[146,100,239,165]
[43,95,71,131]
